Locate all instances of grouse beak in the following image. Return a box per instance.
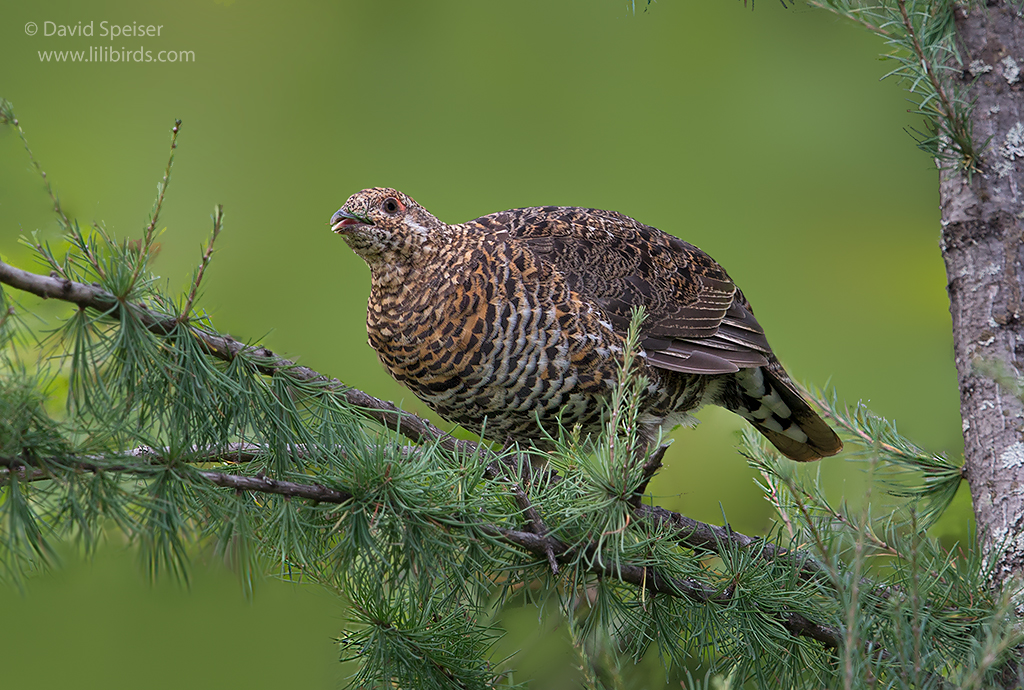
[330,208,370,233]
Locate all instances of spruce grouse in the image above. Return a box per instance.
[330,188,842,461]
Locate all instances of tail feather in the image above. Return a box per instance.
[728,365,842,462]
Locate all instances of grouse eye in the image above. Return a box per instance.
[382,198,400,214]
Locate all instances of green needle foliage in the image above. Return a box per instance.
[2,102,1023,689]
[803,0,981,173]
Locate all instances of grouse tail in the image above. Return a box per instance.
[729,365,843,462]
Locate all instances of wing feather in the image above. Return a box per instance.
[471,207,773,375]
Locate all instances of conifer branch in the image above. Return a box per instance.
[180,204,223,321]
[0,448,844,650]
[139,120,180,249]
[0,436,826,583]
[0,260,1002,683]
[0,100,70,229]
[0,258,476,455]
[0,260,836,581]
[196,470,352,503]
[893,0,960,147]
[494,448,560,573]
[804,0,894,37]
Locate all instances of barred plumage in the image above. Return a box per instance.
[331,188,842,461]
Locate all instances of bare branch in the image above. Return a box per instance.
[197,470,351,503]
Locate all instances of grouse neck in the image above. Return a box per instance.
[368,239,439,296]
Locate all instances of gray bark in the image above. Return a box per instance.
[941,0,1024,590]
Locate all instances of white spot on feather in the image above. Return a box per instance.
[737,368,765,397]
[761,389,792,418]
[780,426,809,443]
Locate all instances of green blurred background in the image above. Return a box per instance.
[0,0,961,686]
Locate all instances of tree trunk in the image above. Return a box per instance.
[941,0,1024,590]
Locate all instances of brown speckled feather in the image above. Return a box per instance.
[331,188,842,461]
[470,207,772,375]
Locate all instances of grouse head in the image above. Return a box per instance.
[331,188,442,269]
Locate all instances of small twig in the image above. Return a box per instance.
[143,120,180,247]
[0,305,15,332]
[79,221,109,280]
[496,445,559,573]
[1,103,71,229]
[1,443,400,470]
[808,489,899,558]
[126,118,181,291]
[629,443,669,507]
[803,0,895,38]
[894,0,952,123]
[892,0,975,170]
[760,469,797,539]
[31,238,67,278]
[0,465,48,482]
[807,390,933,464]
[180,204,223,321]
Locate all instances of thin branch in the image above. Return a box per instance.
[123,118,181,293]
[495,446,560,574]
[180,204,223,321]
[79,222,109,280]
[142,120,180,247]
[634,502,831,581]
[490,525,732,604]
[803,0,895,37]
[197,470,352,503]
[894,0,956,132]
[0,304,14,331]
[0,103,71,229]
[630,442,669,507]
